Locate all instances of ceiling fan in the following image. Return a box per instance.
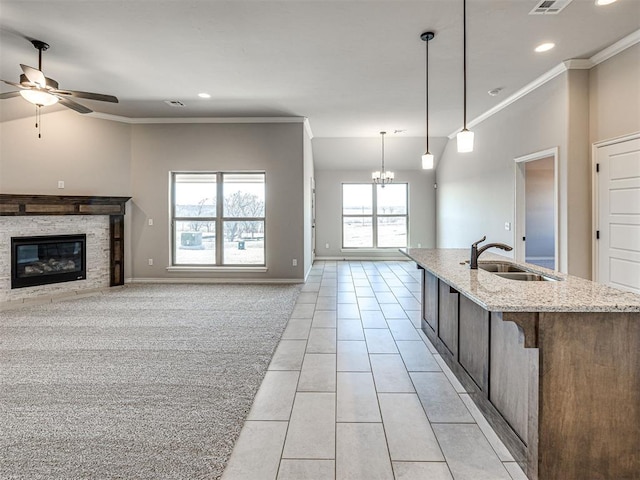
[0,39,118,114]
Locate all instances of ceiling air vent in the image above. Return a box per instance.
[530,0,573,15]
[164,100,186,107]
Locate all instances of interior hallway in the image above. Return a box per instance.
[222,260,528,480]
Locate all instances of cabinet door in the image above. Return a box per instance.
[490,312,534,443]
[458,295,489,392]
[438,280,459,357]
[423,270,439,332]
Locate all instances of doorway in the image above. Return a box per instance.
[514,148,559,271]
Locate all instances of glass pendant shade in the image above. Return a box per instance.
[422,152,434,170]
[20,89,59,107]
[457,128,474,153]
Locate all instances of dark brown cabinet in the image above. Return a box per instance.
[438,280,459,357]
[409,250,640,480]
[422,270,439,332]
[489,312,535,443]
[459,294,490,392]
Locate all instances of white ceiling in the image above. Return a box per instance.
[0,0,638,140]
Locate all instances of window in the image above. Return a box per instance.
[172,172,265,266]
[342,183,408,248]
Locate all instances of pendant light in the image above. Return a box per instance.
[457,0,474,153]
[421,31,435,169]
[372,131,394,187]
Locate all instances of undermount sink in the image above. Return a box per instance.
[494,271,557,282]
[477,262,559,281]
[478,262,528,273]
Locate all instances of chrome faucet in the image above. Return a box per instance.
[470,236,513,269]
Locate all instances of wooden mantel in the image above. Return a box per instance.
[0,194,132,286]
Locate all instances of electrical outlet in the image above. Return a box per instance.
[292,259,297,267]
[418,243,422,248]
[148,218,154,226]
[57,180,64,189]
[148,258,153,266]
[325,243,329,249]
[505,222,511,231]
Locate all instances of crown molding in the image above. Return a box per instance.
[448,28,640,139]
[591,29,640,66]
[88,112,307,125]
[303,117,314,139]
[448,62,568,139]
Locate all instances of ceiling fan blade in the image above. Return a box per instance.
[0,91,21,99]
[56,95,92,114]
[54,89,118,103]
[20,64,46,88]
[2,79,27,89]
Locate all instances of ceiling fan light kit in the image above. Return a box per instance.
[19,89,59,106]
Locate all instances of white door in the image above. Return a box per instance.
[596,137,640,294]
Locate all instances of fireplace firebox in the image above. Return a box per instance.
[11,234,86,289]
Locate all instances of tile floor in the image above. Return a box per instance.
[222,261,528,480]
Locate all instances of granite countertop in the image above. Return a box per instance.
[402,248,640,313]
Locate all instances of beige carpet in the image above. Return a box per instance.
[0,283,300,479]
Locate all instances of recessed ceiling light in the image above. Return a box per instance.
[535,42,555,53]
[488,87,503,96]
[198,93,211,99]
[595,0,617,5]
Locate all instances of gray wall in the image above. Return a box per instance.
[437,73,568,267]
[436,44,639,280]
[130,122,306,280]
[0,114,308,281]
[565,69,591,278]
[590,43,640,144]
[0,110,134,277]
[313,136,437,260]
[0,110,132,196]
[303,126,315,276]
[314,169,435,259]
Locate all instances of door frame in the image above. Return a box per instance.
[592,132,640,282]
[513,147,559,270]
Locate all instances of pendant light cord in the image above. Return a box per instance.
[381,132,385,173]
[425,36,430,154]
[463,0,467,130]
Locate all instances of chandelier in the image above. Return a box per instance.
[372,131,394,187]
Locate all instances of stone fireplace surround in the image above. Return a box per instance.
[0,194,130,305]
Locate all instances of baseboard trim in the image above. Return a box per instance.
[314,255,410,261]
[127,277,303,284]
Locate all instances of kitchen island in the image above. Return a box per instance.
[402,248,640,480]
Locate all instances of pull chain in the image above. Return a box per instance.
[34,105,43,138]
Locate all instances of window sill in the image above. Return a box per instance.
[340,248,405,253]
[166,266,268,273]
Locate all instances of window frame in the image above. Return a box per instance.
[171,171,266,267]
[341,182,409,249]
